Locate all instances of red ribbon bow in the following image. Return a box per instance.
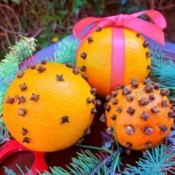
[73,10,167,91]
[73,10,166,45]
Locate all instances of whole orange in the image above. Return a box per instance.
[105,80,174,150]
[76,27,151,97]
[3,63,96,152]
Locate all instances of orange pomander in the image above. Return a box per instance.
[105,79,174,150]
[76,28,151,97]
[3,63,97,152]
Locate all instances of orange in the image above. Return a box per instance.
[3,63,96,152]
[76,27,151,97]
[105,80,174,150]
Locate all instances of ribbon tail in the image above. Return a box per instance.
[131,10,167,29]
[123,16,165,45]
[73,17,103,39]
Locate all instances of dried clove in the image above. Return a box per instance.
[80,65,86,72]
[122,87,131,95]
[144,126,153,135]
[61,116,69,124]
[154,83,160,90]
[106,95,111,102]
[160,125,168,132]
[30,93,39,102]
[130,79,138,88]
[140,112,149,121]
[17,71,24,78]
[41,60,46,64]
[112,99,118,105]
[96,26,102,32]
[144,83,154,93]
[19,83,27,91]
[146,52,152,58]
[151,106,159,113]
[18,108,26,117]
[85,127,91,135]
[116,107,122,113]
[143,41,149,48]
[160,89,170,96]
[87,36,93,43]
[161,100,168,107]
[126,95,134,102]
[126,142,132,148]
[91,108,97,114]
[56,74,64,81]
[111,114,116,120]
[105,105,111,112]
[21,128,28,136]
[37,65,46,73]
[22,137,30,143]
[90,88,97,95]
[18,96,26,104]
[6,97,14,104]
[80,52,87,59]
[125,125,134,135]
[100,114,106,123]
[138,97,149,106]
[106,127,113,135]
[126,107,135,115]
[111,91,118,97]
[149,94,155,101]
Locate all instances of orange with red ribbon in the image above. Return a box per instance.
[73,10,166,97]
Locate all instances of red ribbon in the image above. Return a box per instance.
[73,10,166,91]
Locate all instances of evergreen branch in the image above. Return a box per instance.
[0,118,9,144]
[52,35,78,65]
[0,36,36,115]
[123,144,175,175]
[150,46,175,90]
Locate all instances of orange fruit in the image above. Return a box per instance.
[76,27,151,97]
[105,80,174,150]
[3,63,96,152]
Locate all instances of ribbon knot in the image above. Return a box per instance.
[114,14,124,27]
[73,10,167,45]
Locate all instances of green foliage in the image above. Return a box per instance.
[0,36,36,115]
[123,144,175,175]
[4,149,121,175]
[150,47,175,97]
[0,118,9,144]
[52,35,78,65]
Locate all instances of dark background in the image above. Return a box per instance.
[0,0,175,59]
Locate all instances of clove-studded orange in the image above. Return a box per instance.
[3,63,96,152]
[76,28,151,97]
[105,79,174,150]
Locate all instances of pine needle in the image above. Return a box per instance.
[0,36,36,115]
[150,47,175,90]
[52,35,78,65]
[0,118,9,144]
[123,144,175,175]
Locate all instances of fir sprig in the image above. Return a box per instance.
[52,35,78,65]
[0,36,36,115]
[43,148,121,175]
[123,144,175,175]
[150,47,175,91]
[0,117,9,144]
